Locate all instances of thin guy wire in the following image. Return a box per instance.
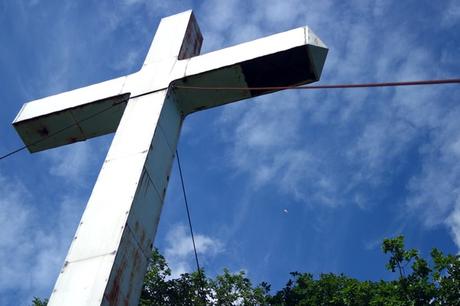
[176,149,207,303]
[172,78,460,91]
[175,148,201,273]
[1,77,459,161]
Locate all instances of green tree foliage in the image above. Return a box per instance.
[140,236,460,305]
[30,297,48,306]
[31,236,460,306]
[140,249,269,305]
[267,236,459,305]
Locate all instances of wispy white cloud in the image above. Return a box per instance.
[206,0,460,250]
[441,0,460,28]
[164,224,223,278]
[405,107,460,229]
[45,141,95,185]
[0,174,84,305]
[447,204,460,251]
[112,50,143,72]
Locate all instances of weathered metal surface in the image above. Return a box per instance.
[173,26,328,114]
[41,11,198,306]
[178,12,203,60]
[143,10,202,65]
[13,9,328,306]
[13,93,129,152]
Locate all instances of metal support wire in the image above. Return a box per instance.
[2,78,459,161]
[176,149,201,272]
[176,148,207,303]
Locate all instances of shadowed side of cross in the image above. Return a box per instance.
[13,10,327,306]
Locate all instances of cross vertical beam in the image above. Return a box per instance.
[46,11,201,306]
[50,90,181,305]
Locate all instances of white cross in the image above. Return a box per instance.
[13,10,327,306]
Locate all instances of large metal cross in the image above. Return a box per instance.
[13,10,327,306]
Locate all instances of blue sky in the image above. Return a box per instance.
[1,0,460,304]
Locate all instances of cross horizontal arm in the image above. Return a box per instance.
[12,10,203,154]
[13,76,130,152]
[172,26,328,114]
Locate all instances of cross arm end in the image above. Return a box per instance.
[13,77,130,153]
